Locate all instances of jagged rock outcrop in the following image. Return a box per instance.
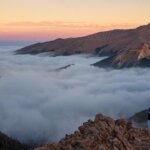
[16,23,150,56]
[0,131,29,150]
[35,114,150,150]
[93,43,150,68]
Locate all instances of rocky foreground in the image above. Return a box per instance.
[35,114,150,150]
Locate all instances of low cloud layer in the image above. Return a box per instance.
[0,46,150,145]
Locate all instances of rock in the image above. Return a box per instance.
[35,114,150,150]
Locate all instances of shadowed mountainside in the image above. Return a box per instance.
[35,114,150,150]
[16,23,150,56]
[129,109,148,128]
[93,43,150,68]
[0,131,29,150]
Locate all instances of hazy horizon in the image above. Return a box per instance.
[0,23,141,45]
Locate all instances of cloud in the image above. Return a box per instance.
[5,21,139,29]
[0,22,140,42]
[0,46,150,146]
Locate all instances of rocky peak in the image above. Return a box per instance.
[35,114,150,150]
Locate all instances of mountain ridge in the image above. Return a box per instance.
[15,23,150,56]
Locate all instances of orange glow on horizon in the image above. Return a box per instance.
[0,22,140,41]
[0,0,150,41]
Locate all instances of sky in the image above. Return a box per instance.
[0,0,150,42]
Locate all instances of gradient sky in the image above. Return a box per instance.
[1,0,150,42]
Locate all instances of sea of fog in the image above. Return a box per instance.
[0,45,150,145]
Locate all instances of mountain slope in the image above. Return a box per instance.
[93,43,150,68]
[129,109,148,128]
[0,131,29,150]
[16,23,150,56]
[35,114,150,150]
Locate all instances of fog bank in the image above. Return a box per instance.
[0,46,150,145]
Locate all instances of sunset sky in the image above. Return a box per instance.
[1,0,150,42]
